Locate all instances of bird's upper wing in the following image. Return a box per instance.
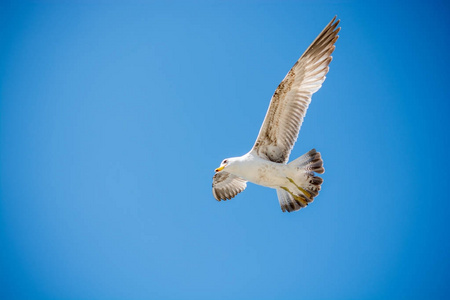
[212,171,247,201]
[251,17,340,164]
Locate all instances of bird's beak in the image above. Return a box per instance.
[215,165,225,172]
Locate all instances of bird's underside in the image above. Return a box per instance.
[212,16,340,212]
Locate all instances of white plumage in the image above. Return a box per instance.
[213,17,340,212]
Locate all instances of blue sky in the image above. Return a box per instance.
[1,1,449,299]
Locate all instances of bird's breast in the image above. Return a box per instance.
[235,159,287,188]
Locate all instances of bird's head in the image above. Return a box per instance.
[215,157,236,173]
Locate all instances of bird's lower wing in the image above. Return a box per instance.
[212,171,247,201]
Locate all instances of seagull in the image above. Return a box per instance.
[212,16,340,212]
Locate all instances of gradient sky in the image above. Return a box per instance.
[1,1,449,299]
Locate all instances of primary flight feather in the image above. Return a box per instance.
[213,16,340,212]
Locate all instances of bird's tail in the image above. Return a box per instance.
[276,149,324,212]
[289,148,325,174]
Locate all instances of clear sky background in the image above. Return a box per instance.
[1,1,449,299]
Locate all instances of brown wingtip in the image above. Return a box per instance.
[330,16,341,30]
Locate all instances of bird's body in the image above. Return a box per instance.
[222,152,288,188]
[212,17,340,212]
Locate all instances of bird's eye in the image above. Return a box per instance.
[223,160,228,164]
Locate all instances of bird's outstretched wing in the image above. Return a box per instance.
[212,171,247,201]
[251,16,340,164]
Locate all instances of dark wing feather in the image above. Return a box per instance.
[251,16,340,163]
[212,172,247,201]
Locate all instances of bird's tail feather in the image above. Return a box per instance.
[276,188,307,212]
[276,149,324,213]
[289,148,324,174]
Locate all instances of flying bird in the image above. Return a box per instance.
[212,17,340,212]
